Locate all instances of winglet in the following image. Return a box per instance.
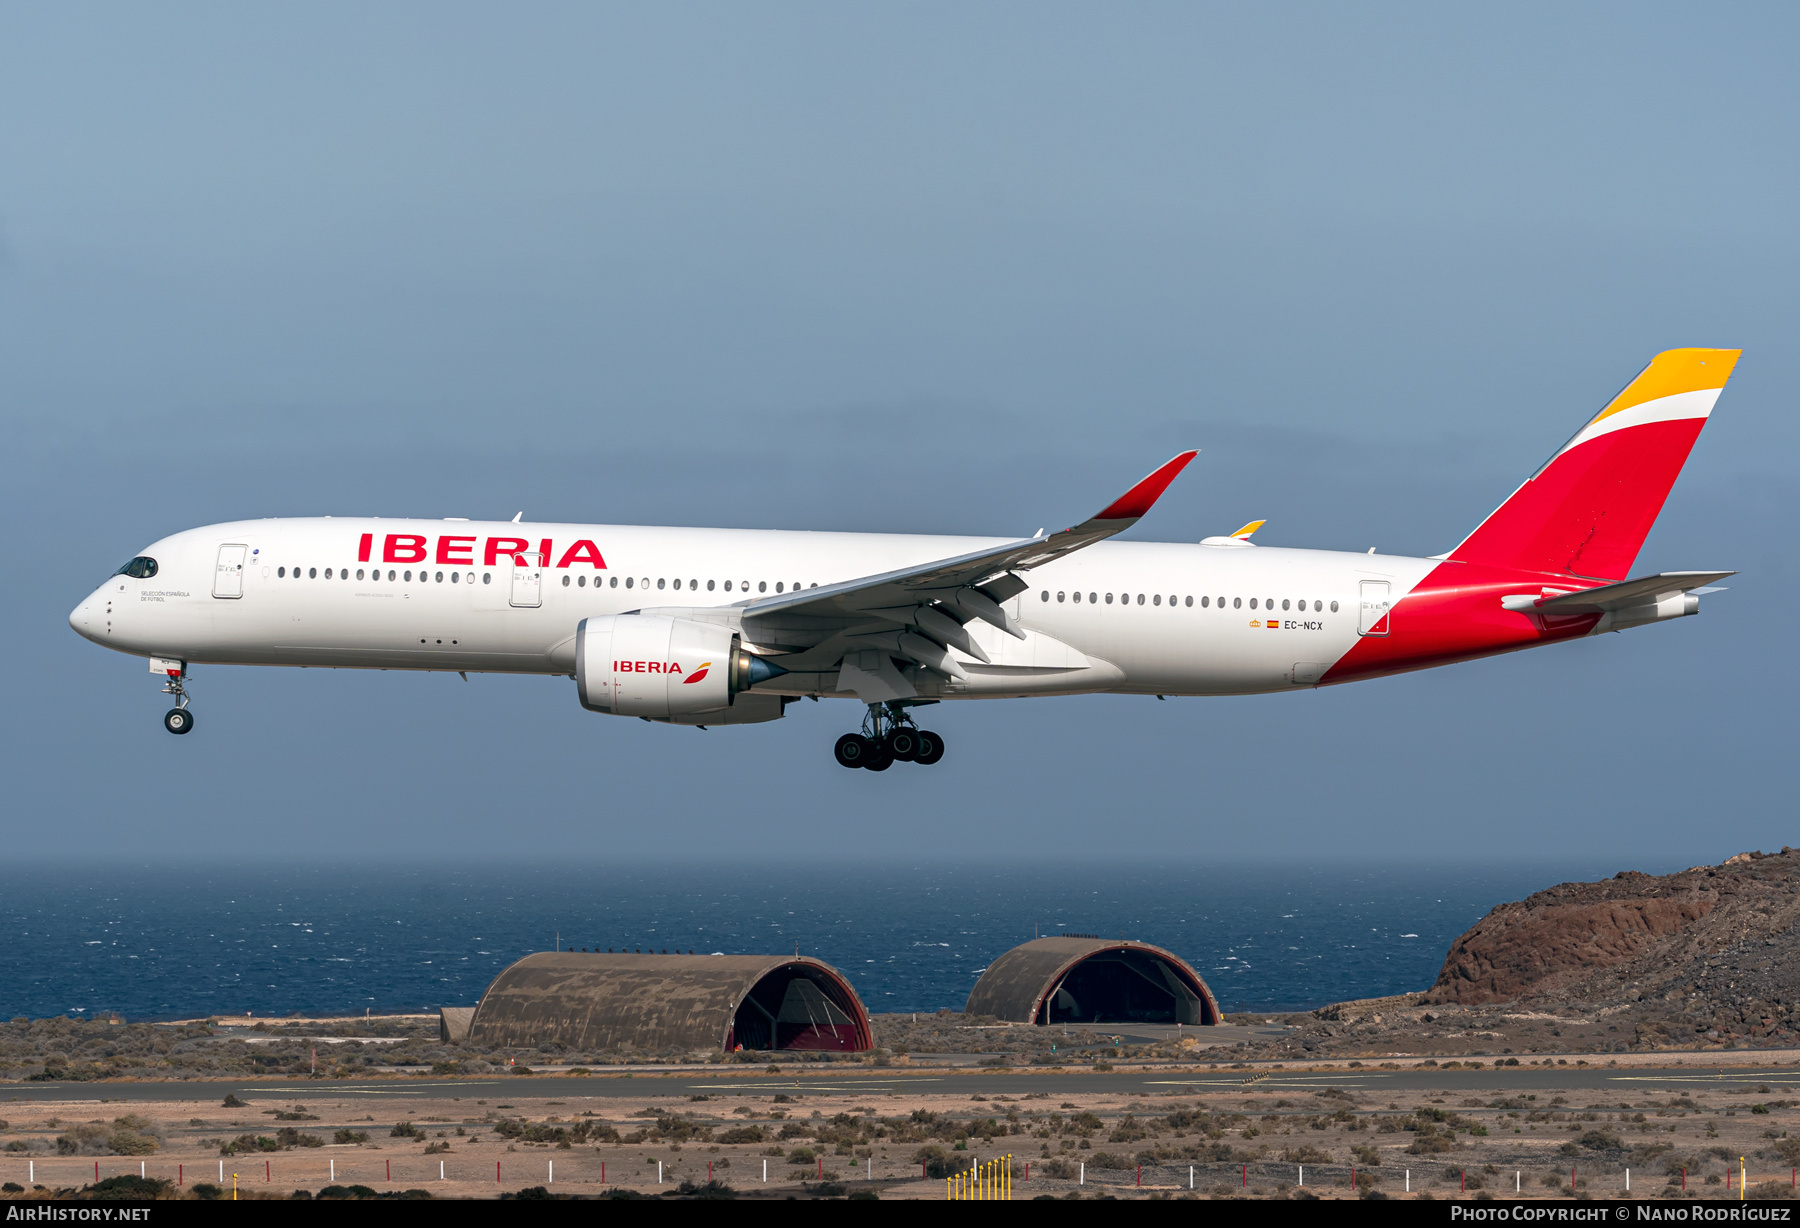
[1229,520,1265,541]
[1092,451,1198,522]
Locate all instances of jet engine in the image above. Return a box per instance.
[575,615,787,719]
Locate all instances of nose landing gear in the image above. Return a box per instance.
[158,663,194,735]
[833,703,944,770]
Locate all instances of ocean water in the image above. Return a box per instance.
[0,861,1615,1022]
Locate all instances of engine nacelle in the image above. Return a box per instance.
[576,615,785,718]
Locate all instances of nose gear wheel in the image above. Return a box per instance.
[159,667,194,735]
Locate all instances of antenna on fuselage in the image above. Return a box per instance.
[511,512,523,522]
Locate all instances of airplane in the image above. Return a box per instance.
[70,347,1738,770]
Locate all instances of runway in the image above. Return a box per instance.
[6,1064,1798,1104]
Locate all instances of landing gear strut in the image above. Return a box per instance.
[160,667,194,735]
[833,702,944,770]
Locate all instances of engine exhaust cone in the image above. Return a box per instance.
[743,655,789,687]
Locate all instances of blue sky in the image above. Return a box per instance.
[2,3,1796,863]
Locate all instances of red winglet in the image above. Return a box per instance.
[1093,451,1198,521]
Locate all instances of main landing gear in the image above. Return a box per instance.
[833,703,944,770]
[160,668,195,735]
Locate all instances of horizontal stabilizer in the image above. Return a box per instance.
[1501,571,1735,614]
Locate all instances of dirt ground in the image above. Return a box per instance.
[7,1071,1800,1200]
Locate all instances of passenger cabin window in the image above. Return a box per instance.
[1330,600,1339,612]
[1233,597,1241,609]
[278,567,287,578]
[1057,591,1065,602]
[114,556,159,580]
[1041,591,1049,601]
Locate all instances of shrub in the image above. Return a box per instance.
[191,1183,223,1200]
[390,1122,421,1138]
[913,1146,955,1179]
[423,1141,450,1155]
[1087,1152,1129,1170]
[717,1126,765,1144]
[676,1180,736,1199]
[85,1175,168,1200]
[333,1130,369,1145]
[317,1185,380,1200]
[222,1095,247,1108]
[56,1117,162,1157]
[787,1148,816,1165]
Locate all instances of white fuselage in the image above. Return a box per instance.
[70,518,1434,702]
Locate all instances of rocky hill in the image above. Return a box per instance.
[1250,848,1800,1059]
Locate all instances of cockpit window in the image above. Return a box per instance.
[114,556,158,580]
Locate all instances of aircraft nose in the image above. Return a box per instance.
[69,588,103,641]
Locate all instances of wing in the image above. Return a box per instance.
[681,451,1196,699]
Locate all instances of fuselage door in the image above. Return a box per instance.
[1357,580,1391,636]
[509,552,543,608]
[212,544,248,599]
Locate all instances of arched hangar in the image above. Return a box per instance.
[459,951,874,1053]
[964,937,1221,1026]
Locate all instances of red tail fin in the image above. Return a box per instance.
[1448,348,1739,580]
